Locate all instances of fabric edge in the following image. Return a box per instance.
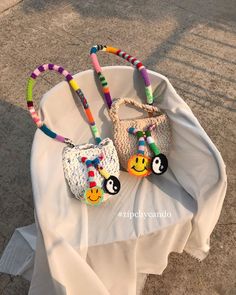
[184,246,209,261]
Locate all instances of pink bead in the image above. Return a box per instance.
[33,68,41,77]
[53,65,59,71]
[43,64,49,70]
[63,70,69,77]
[91,53,102,73]
[56,134,65,143]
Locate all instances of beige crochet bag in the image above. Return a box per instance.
[109,98,171,171]
[90,45,171,175]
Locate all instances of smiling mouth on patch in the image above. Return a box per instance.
[131,166,147,173]
[88,195,101,202]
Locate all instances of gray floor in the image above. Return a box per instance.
[0,0,235,294]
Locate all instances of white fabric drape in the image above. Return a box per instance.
[0,66,227,294]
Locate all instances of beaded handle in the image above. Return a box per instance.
[90,45,154,107]
[26,64,101,146]
[109,98,159,123]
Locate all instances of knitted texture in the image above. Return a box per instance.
[62,138,119,201]
[109,98,171,170]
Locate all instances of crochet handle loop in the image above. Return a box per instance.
[109,98,159,123]
[90,45,154,108]
[26,64,102,145]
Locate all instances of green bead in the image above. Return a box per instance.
[149,142,160,155]
[145,87,153,104]
[137,131,144,139]
[26,78,36,102]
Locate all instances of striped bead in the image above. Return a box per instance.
[128,127,138,135]
[84,158,97,188]
[26,63,102,144]
[145,130,160,156]
[90,45,154,106]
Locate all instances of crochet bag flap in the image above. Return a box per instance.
[26,64,120,206]
[109,98,171,174]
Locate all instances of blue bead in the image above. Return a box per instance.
[93,158,100,165]
[96,137,102,144]
[128,127,135,134]
[40,124,57,138]
[90,47,97,54]
[139,140,145,146]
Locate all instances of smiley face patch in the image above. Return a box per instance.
[127,154,151,177]
[127,126,168,178]
[84,186,104,206]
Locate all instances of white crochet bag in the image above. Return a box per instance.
[62,138,120,201]
[26,63,120,206]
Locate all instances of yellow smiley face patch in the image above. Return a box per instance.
[127,154,151,177]
[84,186,104,206]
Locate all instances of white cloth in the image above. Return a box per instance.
[0,66,227,294]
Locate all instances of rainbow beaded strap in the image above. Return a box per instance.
[26,64,101,146]
[90,45,154,107]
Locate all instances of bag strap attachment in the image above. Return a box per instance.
[90,45,154,107]
[26,64,101,146]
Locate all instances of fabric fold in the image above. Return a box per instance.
[0,66,227,294]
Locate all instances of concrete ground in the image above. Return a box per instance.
[0,0,235,294]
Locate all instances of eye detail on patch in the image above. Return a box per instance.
[151,154,168,175]
[104,176,121,195]
[84,186,104,206]
[127,154,151,177]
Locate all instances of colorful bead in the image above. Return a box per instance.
[145,129,160,156]
[82,155,120,197]
[26,64,102,145]
[90,45,154,108]
[127,124,168,177]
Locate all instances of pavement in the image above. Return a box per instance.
[0,0,235,294]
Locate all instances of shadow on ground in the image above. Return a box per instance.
[0,100,34,293]
[0,0,236,294]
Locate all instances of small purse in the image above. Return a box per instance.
[90,45,171,175]
[26,63,120,206]
[109,98,170,176]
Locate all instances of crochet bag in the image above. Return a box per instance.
[26,64,120,206]
[109,98,171,175]
[90,45,171,174]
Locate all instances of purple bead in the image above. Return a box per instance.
[58,67,64,74]
[66,74,73,81]
[104,92,112,109]
[30,72,37,79]
[48,64,54,70]
[38,65,45,72]
[140,68,151,87]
